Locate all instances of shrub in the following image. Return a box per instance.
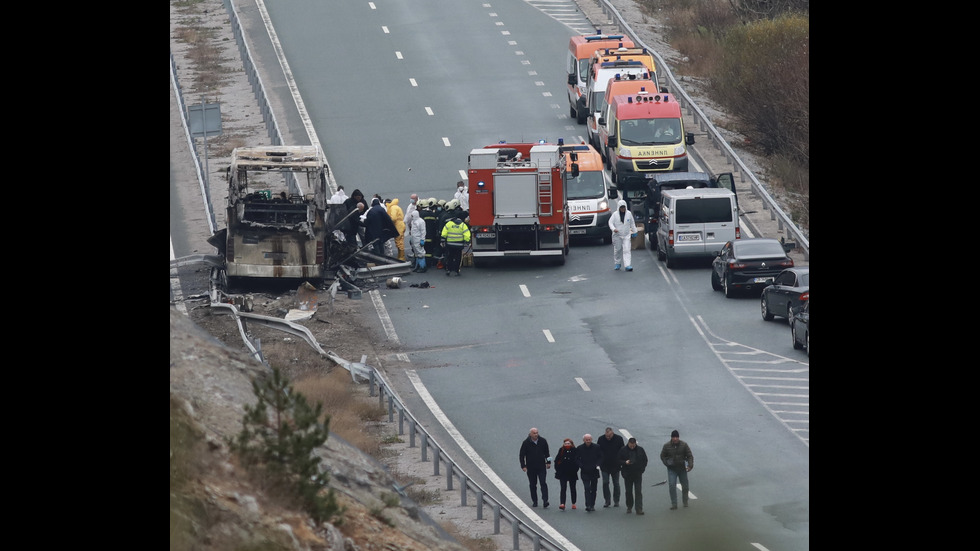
[228,367,344,524]
[713,13,809,167]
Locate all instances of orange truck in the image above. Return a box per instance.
[566,32,634,125]
[560,141,617,244]
[583,60,650,156]
[584,46,661,154]
[595,72,659,160]
[585,45,660,95]
[466,142,569,266]
[603,91,695,187]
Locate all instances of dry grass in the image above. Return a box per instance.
[440,522,498,551]
[289,367,388,457]
[384,463,442,505]
[669,34,724,76]
[173,24,227,94]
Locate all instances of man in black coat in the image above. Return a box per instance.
[363,197,398,256]
[617,437,649,515]
[597,427,625,508]
[519,427,551,508]
[576,434,603,512]
[341,189,366,246]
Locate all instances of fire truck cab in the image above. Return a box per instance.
[467,142,569,266]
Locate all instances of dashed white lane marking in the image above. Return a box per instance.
[575,377,590,391]
[543,329,555,343]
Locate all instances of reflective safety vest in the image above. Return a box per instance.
[441,220,471,245]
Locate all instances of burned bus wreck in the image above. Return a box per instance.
[207,146,409,293]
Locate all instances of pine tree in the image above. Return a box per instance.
[229,367,342,524]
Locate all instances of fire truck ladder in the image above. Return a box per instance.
[537,169,553,216]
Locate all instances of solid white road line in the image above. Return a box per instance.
[406,370,582,551]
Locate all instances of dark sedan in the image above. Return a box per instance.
[761,267,809,321]
[791,299,809,356]
[711,238,794,298]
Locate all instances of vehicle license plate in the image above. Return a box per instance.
[677,234,701,242]
[645,173,657,179]
[753,277,773,283]
[570,229,586,235]
[478,233,496,239]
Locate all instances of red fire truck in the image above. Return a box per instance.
[466,142,569,267]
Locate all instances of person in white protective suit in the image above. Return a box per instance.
[454,182,469,212]
[329,185,348,204]
[607,199,638,272]
[407,209,427,272]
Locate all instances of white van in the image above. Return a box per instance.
[656,188,739,268]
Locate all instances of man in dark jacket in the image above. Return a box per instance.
[597,427,625,508]
[617,437,649,515]
[576,434,603,511]
[341,189,366,246]
[660,429,695,509]
[519,427,551,508]
[364,197,398,256]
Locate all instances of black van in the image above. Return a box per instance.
[618,172,736,248]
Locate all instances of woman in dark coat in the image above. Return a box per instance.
[553,437,579,510]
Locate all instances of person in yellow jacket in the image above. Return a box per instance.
[386,198,406,260]
[440,216,471,276]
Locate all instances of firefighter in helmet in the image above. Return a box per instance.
[421,199,441,268]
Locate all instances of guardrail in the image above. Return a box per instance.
[175,3,563,547]
[346,349,565,551]
[207,298,564,550]
[178,1,809,547]
[595,0,808,260]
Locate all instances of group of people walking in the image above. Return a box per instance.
[519,427,694,516]
[330,184,470,276]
